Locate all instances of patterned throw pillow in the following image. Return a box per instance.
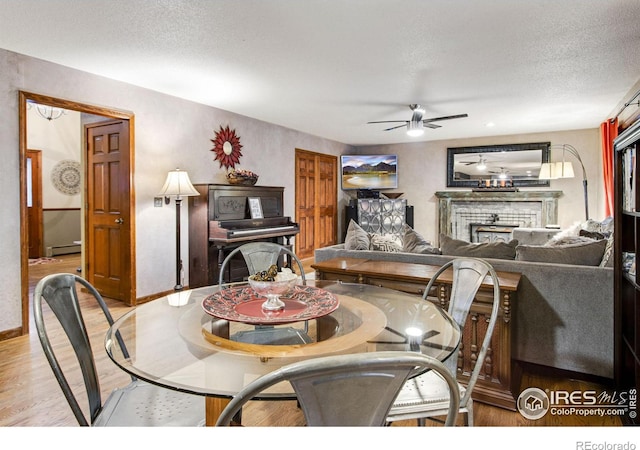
[599,234,614,268]
[370,234,403,252]
[344,220,371,250]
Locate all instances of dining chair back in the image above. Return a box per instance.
[387,257,501,426]
[217,242,311,347]
[218,242,306,286]
[216,351,460,427]
[33,273,204,426]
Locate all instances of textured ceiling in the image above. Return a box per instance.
[1,0,639,145]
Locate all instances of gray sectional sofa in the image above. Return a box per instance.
[315,239,614,380]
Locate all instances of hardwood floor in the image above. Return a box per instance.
[0,255,622,427]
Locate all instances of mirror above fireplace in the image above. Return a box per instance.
[447,142,551,188]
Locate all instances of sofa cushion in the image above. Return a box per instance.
[344,220,370,250]
[440,234,518,260]
[516,239,608,266]
[370,234,403,252]
[403,224,441,254]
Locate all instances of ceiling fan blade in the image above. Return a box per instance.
[423,113,469,122]
[367,120,408,124]
[383,124,408,131]
[424,122,441,129]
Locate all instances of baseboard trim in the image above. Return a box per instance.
[0,327,24,342]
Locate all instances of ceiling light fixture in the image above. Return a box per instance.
[406,121,424,137]
[28,102,66,121]
[476,157,487,171]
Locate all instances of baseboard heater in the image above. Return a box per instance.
[46,243,81,257]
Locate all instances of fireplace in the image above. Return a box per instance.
[435,191,562,242]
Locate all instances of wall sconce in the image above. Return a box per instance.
[158,168,200,290]
[539,144,588,219]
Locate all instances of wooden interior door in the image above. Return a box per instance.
[26,149,43,259]
[295,149,337,259]
[86,120,132,303]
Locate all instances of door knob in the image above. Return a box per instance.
[115,218,124,224]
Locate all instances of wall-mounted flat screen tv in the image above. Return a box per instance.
[340,154,398,190]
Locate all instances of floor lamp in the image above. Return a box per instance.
[158,168,199,291]
[539,144,589,220]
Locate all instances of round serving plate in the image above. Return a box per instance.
[202,285,339,325]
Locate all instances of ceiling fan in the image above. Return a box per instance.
[367,104,468,136]
[459,154,488,166]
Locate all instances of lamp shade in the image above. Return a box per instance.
[158,169,199,197]
[555,161,575,178]
[538,162,556,179]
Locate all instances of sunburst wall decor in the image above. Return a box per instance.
[211,125,243,169]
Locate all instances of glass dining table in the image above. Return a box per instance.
[105,280,461,425]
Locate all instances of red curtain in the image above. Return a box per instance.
[601,118,618,217]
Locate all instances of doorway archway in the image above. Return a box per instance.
[19,91,136,335]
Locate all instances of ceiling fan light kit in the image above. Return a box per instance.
[406,121,424,137]
[367,104,468,137]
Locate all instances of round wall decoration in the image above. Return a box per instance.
[211,125,243,169]
[51,160,81,195]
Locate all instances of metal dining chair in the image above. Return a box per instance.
[386,258,501,426]
[216,351,460,427]
[33,273,205,426]
[217,241,306,286]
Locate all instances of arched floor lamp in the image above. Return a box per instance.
[539,144,589,220]
[158,168,199,291]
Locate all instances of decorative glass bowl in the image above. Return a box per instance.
[248,276,298,311]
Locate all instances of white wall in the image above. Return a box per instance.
[355,128,603,245]
[0,48,352,334]
[27,106,82,208]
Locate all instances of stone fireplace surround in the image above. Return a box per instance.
[436,191,562,242]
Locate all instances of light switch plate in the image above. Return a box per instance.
[154,197,163,207]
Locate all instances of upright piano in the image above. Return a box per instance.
[187,184,299,288]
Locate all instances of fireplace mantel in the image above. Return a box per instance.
[435,190,563,242]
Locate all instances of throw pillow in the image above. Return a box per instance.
[547,222,582,243]
[546,236,596,246]
[516,239,608,266]
[599,234,614,268]
[344,220,370,250]
[370,234,403,252]
[579,229,607,240]
[439,234,518,260]
[402,224,441,254]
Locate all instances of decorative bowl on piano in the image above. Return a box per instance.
[248,266,299,311]
[227,169,258,186]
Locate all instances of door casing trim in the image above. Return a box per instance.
[19,91,136,335]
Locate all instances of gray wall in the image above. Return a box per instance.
[0,48,352,333]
